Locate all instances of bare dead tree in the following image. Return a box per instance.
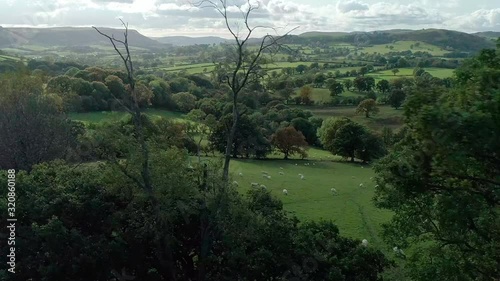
[93,21,153,193]
[193,0,297,181]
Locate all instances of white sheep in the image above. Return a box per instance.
[282,189,288,195]
[312,163,315,166]
[251,182,259,187]
[280,167,284,170]
[369,177,373,180]
[359,183,364,187]
[260,184,267,189]
[298,173,303,177]
[261,171,268,175]
[232,181,239,186]
[351,176,356,179]
[295,164,298,166]
[238,172,243,177]
[330,188,338,195]
[279,171,284,175]
[266,175,271,179]
[300,175,305,180]
[362,239,368,247]
[393,246,405,257]
[375,184,379,188]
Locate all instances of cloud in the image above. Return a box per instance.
[446,8,500,31]
[337,1,369,13]
[91,0,133,3]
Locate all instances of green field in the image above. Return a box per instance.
[69,109,186,124]
[361,41,449,56]
[229,154,392,248]
[368,67,455,81]
[298,105,405,131]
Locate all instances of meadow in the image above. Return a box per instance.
[361,41,449,56]
[229,156,392,249]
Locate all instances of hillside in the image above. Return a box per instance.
[474,31,500,40]
[152,36,228,46]
[0,26,165,50]
[294,28,495,52]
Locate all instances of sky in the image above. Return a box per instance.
[0,0,499,38]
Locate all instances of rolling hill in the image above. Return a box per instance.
[295,28,496,52]
[0,26,165,50]
[151,36,229,46]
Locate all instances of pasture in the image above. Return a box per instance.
[297,105,405,131]
[361,40,449,56]
[229,154,392,249]
[69,109,186,124]
[368,67,455,80]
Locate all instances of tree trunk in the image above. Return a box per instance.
[284,152,288,160]
[365,111,369,118]
[222,99,238,181]
[351,156,355,162]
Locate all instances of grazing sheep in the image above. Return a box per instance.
[261,171,268,175]
[359,183,364,187]
[298,173,303,176]
[232,181,239,186]
[266,175,271,179]
[280,167,284,170]
[260,184,267,189]
[369,177,373,180]
[312,163,315,166]
[279,171,284,175]
[361,166,364,168]
[295,164,298,166]
[351,176,356,179]
[375,184,379,188]
[330,188,338,195]
[238,172,243,177]
[251,182,259,187]
[300,175,305,180]
[282,189,288,195]
[362,239,368,246]
[393,247,406,257]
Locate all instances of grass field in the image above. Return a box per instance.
[229,154,392,249]
[368,67,455,81]
[297,105,405,131]
[69,109,186,124]
[361,41,449,56]
[294,87,363,104]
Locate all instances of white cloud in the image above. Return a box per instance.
[446,8,500,31]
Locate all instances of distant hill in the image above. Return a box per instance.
[295,29,495,53]
[151,36,228,46]
[473,31,500,40]
[0,26,165,50]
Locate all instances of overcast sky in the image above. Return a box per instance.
[0,0,499,37]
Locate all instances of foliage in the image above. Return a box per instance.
[290,117,318,145]
[209,114,271,159]
[356,99,380,118]
[387,89,406,109]
[0,73,80,171]
[373,46,500,280]
[172,92,197,113]
[299,85,314,105]
[271,126,308,159]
